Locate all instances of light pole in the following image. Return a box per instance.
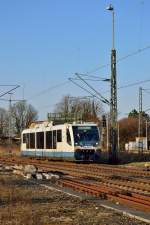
[106,4,118,163]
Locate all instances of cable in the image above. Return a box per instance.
[28,81,69,101]
[118,79,150,90]
[0,98,8,102]
[0,85,20,98]
[142,89,150,96]
[25,44,150,102]
[0,85,19,87]
[86,44,150,74]
[68,78,109,105]
[0,98,25,102]
[75,73,110,104]
[72,77,110,82]
[75,73,110,80]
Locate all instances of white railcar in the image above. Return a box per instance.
[21,122,101,161]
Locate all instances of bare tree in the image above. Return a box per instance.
[54,95,103,122]
[11,101,38,135]
[0,107,9,137]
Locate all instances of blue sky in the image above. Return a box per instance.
[0,0,150,119]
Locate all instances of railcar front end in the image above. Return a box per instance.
[72,125,101,161]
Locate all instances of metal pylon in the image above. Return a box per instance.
[109,48,118,163]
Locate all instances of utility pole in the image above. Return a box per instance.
[107,4,118,163]
[138,87,143,137]
[106,114,109,152]
[146,119,148,150]
[118,121,120,151]
[8,92,12,154]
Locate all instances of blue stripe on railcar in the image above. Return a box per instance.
[21,150,74,158]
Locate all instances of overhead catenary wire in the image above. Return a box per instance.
[74,73,110,81]
[0,98,25,102]
[71,77,110,82]
[5,43,149,113]
[0,85,20,98]
[75,73,110,105]
[142,88,150,95]
[118,79,150,90]
[68,78,109,105]
[28,81,69,101]
[24,44,150,103]
[86,44,150,74]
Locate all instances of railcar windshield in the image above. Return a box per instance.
[72,125,100,146]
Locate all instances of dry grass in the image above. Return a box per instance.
[124,161,150,167]
[0,174,148,225]
[0,144,20,157]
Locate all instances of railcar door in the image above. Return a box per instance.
[56,129,63,158]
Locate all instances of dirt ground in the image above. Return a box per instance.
[0,144,20,156]
[0,172,149,225]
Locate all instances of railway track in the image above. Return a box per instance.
[0,156,150,212]
[59,178,150,212]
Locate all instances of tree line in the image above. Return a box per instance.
[0,101,38,138]
[1,94,149,150]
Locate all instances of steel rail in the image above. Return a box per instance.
[0,156,150,212]
[59,179,150,212]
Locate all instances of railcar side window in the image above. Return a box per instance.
[67,129,71,145]
[46,131,52,149]
[30,133,35,149]
[26,133,30,149]
[57,130,62,142]
[36,132,44,149]
[53,130,56,149]
[23,134,26,143]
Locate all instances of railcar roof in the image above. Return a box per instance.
[22,122,98,134]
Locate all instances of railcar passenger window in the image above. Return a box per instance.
[23,134,26,143]
[67,129,71,145]
[46,131,52,149]
[36,132,44,149]
[53,130,56,149]
[26,133,30,149]
[30,133,35,149]
[57,130,62,142]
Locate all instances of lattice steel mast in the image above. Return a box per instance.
[107,4,118,163]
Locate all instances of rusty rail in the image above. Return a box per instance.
[59,179,150,212]
[0,156,150,212]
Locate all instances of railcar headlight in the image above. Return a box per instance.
[93,142,99,147]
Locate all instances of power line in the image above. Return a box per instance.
[0,85,20,98]
[86,45,150,74]
[102,78,150,94]
[71,77,110,82]
[0,85,19,87]
[68,78,109,105]
[142,89,150,95]
[75,73,110,105]
[118,79,150,90]
[28,81,69,101]
[73,73,110,81]
[26,45,150,102]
